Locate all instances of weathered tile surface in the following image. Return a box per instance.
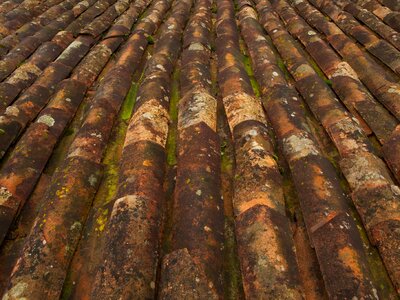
[0,0,399,298]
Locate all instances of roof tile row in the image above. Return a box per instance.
[0,0,400,297]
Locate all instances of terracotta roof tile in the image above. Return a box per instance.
[0,0,400,298]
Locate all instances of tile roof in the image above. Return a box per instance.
[0,0,399,298]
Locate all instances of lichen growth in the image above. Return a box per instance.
[146,35,155,44]
[2,281,28,300]
[241,46,261,98]
[85,72,143,236]
[165,66,180,166]
[97,78,141,205]
[70,221,82,233]
[188,42,205,51]
[5,106,19,117]
[0,186,12,205]
[276,57,291,81]
[307,55,329,83]
[37,114,55,127]
[211,2,217,13]
[223,217,244,300]
[283,133,319,160]
[95,208,109,232]
[121,80,139,121]
[88,174,98,187]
